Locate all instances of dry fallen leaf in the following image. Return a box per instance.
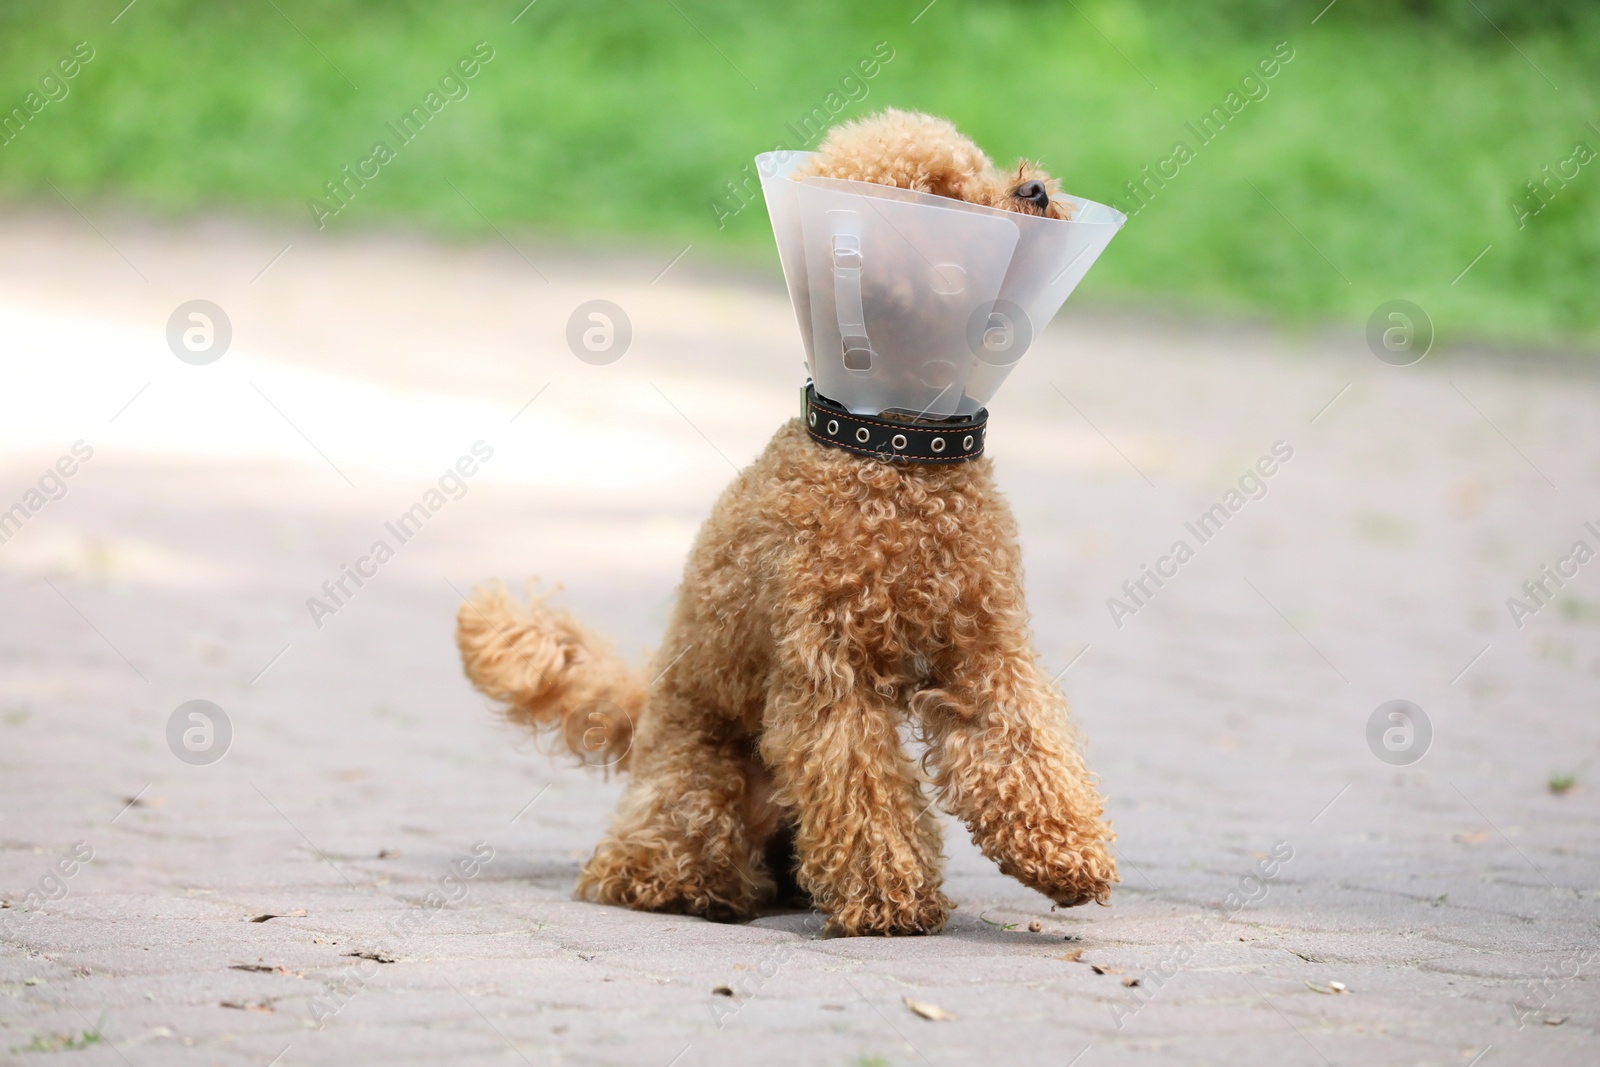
[1544,1016,1566,1026]
[377,849,401,859]
[1452,830,1490,844]
[219,1000,275,1013]
[1058,949,1085,962]
[229,964,295,975]
[247,910,307,923]
[734,963,750,971]
[1090,965,1122,976]
[343,951,397,964]
[1121,977,1140,987]
[902,997,955,1022]
[711,985,734,997]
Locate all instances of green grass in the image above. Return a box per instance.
[12,1029,102,1053]
[1,0,1598,345]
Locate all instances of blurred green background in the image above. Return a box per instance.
[1,0,1596,346]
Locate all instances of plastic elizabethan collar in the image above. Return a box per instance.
[757,150,1125,417]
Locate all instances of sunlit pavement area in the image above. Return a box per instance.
[1,216,1596,1065]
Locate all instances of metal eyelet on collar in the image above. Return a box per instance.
[802,384,988,464]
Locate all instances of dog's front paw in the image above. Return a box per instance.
[1001,837,1118,909]
[824,891,953,937]
[1051,883,1111,909]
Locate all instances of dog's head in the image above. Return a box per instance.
[798,108,1075,221]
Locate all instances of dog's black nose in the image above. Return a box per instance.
[1014,180,1049,211]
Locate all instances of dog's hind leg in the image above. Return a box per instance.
[916,632,1118,909]
[763,660,950,936]
[577,690,772,922]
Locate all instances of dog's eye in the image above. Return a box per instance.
[1014,180,1049,211]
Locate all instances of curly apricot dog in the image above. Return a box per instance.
[457,110,1116,936]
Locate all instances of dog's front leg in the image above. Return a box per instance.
[763,664,950,936]
[917,638,1118,909]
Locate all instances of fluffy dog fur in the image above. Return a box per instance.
[457,110,1116,936]
[794,108,1075,220]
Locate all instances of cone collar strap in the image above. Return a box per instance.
[758,151,1125,419]
[805,384,987,464]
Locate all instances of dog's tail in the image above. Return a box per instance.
[455,582,645,772]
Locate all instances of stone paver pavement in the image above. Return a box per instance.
[1,217,1596,1065]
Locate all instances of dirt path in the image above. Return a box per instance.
[1,216,1596,1065]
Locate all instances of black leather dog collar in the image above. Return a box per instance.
[804,384,987,464]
